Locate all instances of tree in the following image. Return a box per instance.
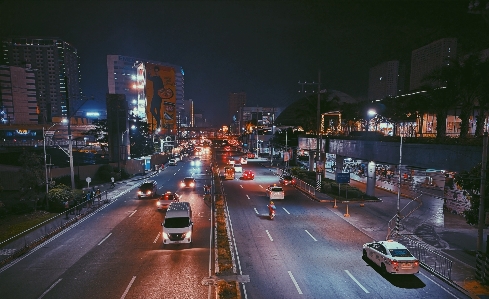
[129,114,154,158]
[455,162,489,225]
[18,149,45,203]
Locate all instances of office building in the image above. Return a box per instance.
[1,37,81,123]
[410,38,457,90]
[106,55,184,122]
[368,61,399,101]
[229,92,246,122]
[0,65,38,124]
[106,94,129,163]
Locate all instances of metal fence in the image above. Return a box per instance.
[399,235,453,280]
[276,168,316,197]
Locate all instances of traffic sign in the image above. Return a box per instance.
[336,172,350,184]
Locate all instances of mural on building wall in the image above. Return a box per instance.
[145,63,176,133]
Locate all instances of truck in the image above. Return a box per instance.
[224,166,235,180]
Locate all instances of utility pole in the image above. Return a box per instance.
[478,132,488,252]
[298,70,322,191]
[65,77,75,190]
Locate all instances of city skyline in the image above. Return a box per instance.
[1,0,488,126]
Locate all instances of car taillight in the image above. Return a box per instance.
[391,261,398,267]
[414,261,419,266]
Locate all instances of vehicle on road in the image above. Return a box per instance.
[228,159,236,165]
[234,163,243,173]
[279,175,295,186]
[247,152,255,159]
[162,202,193,246]
[268,201,276,220]
[180,177,196,190]
[240,157,248,164]
[169,159,177,166]
[242,170,254,180]
[224,166,235,180]
[266,184,284,200]
[157,191,179,209]
[224,145,231,151]
[190,157,201,166]
[137,180,158,199]
[362,240,419,275]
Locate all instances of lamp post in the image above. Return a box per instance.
[43,124,56,209]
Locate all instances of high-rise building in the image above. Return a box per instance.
[1,37,81,123]
[106,94,129,164]
[229,92,246,123]
[368,61,399,101]
[410,38,457,90]
[0,65,38,124]
[106,55,184,121]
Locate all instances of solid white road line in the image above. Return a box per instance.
[304,230,317,242]
[288,271,303,295]
[37,278,62,299]
[153,232,161,243]
[120,276,136,299]
[266,230,273,241]
[282,207,290,214]
[420,272,461,298]
[254,208,259,214]
[129,210,137,217]
[98,233,112,245]
[344,270,369,293]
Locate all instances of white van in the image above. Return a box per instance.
[162,202,193,246]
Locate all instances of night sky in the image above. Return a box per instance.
[1,0,487,126]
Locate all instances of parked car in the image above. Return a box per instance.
[157,191,179,209]
[240,157,248,164]
[137,180,158,199]
[362,240,419,275]
[169,159,177,166]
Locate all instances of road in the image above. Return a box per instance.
[219,151,471,299]
[0,157,213,299]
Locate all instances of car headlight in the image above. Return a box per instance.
[190,182,195,187]
[147,191,152,195]
[191,161,195,166]
[157,202,161,206]
[162,232,169,239]
[138,191,143,195]
[180,182,185,187]
[185,231,192,238]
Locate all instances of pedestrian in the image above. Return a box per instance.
[86,191,92,208]
[95,188,101,202]
[110,177,115,189]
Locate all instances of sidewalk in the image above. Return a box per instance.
[321,170,489,299]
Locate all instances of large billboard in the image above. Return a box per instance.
[145,63,176,133]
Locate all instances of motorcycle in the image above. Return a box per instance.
[267,204,276,220]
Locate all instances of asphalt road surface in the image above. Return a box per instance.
[219,152,471,299]
[0,157,214,299]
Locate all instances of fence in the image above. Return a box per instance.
[399,235,453,280]
[276,168,316,198]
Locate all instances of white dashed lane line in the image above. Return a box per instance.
[282,207,290,214]
[344,270,369,293]
[304,230,317,242]
[266,230,273,241]
[288,271,303,295]
[254,208,259,214]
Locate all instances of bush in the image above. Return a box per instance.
[10,201,35,215]
[96,164,113,182]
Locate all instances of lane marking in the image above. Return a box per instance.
[98,233,112,245]
[37,278,62,299]
[266,230,273,241]
[254,208,259,214]
[174,172,177,175]
[259,185,263,188]
[420,272,460,298]
[288,271,303,295]
[129,210,137,217]
[304,230,317,242]
[282,207,290,214]
[153,232,161,243]
[120,276,136,299]
[345,270,369,293]
[240,185,243,188]
[246,195,250,199]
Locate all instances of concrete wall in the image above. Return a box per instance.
[328,139,482,173]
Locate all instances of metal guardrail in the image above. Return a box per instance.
[276,168,316,197]
[399,235,453,280]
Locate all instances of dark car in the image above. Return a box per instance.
[242,170,255,180]
[138,180,158,198]
[157,191,180,209]
[180,177,196,190]
[279,175,296,186]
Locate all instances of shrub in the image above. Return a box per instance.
[96,164,113,182]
